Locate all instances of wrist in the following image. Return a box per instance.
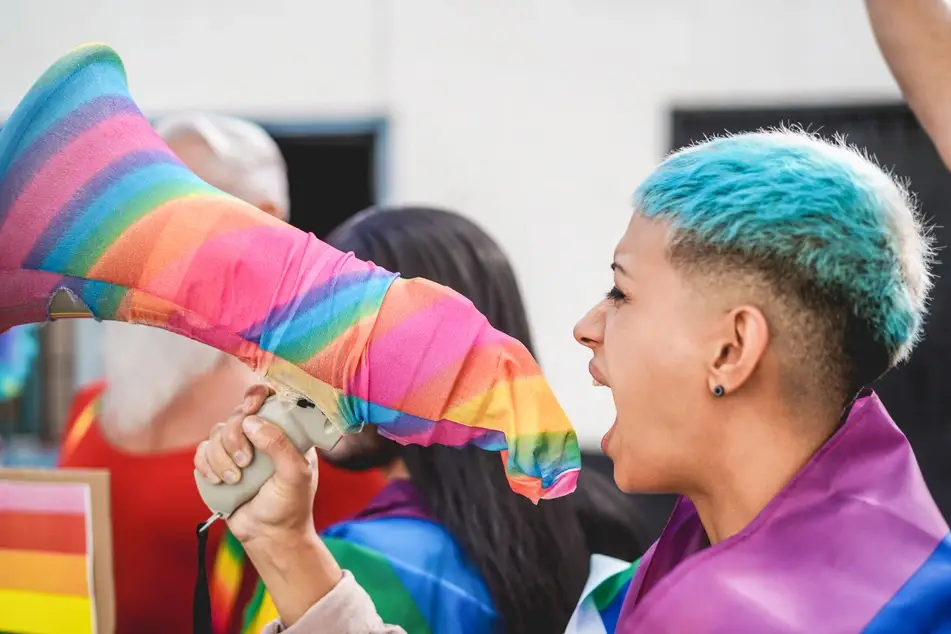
[242,530,343,627]
[241,527,319,566]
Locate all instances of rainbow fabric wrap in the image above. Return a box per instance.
[0,325,38,401]
[0,44,580,501]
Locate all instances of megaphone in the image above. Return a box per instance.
[0,44,581,513]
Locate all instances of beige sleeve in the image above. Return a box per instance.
[259,571,407,634]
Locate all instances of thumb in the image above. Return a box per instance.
[242,416,312,485]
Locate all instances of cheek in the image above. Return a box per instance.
[604,309,705,424]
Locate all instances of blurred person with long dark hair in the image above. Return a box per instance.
[202,206,648,634]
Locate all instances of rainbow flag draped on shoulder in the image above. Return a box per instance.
[564,555,638,634]
[614,391,951,633]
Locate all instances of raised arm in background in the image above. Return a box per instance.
[867,0,951,169]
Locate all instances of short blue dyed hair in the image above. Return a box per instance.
[634,129,933,371]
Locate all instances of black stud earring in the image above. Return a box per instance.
[712,385,725,397]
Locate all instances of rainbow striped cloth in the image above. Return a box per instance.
[239,481,498,634]
[613,392,951,633]
[0,479,97,634]
[0,43,580,502]
[224,482,638,634]
[564,555,638,634]
[0,324,38,400]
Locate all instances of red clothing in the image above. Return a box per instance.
[58,382,388,634]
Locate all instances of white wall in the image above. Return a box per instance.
[1,0,903,448]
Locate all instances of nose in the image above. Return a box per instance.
[574,302,605,350]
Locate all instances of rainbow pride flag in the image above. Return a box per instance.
[565,555,637,634]
[0,479,97,634]
[240,519,498,634]
[0,44,580,502]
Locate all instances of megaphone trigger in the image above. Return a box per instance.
[194,394,342,520]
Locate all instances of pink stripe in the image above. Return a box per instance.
[349,294,496,404]
[1,114,168,268]
[0,481,89,514]
[141,225,372,333]
[379,417,486,447]
[0,270,66,329]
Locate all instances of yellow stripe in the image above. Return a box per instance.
[61,397,98,460]
[442,375,573,434]
[0,588,93,634]
[211,544,243,588]
[244,591,279,634]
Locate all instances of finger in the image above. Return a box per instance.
[242,416,311,485]
[206,425,243,485]
[194,441,221,484]
[219,414,254,468]
[241,383,274,415]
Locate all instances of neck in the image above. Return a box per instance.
[103,358,260,452]
[686,400,837,545]
[381,458,411,480]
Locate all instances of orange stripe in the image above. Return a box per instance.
[0,548,89,596]
[61,397,98,461]
[0,511,87,555]
[89,193,280,289]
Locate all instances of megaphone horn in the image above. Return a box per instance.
[0,44,580,509]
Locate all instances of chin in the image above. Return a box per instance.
[611,456,672,494]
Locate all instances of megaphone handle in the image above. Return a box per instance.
[194,395,341,520]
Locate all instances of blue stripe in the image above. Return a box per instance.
[0,95,138,228]
[239,269,394,343]
[254,272,393,354]
[55,277,126,320]
[599,579,631,632]
[13,61,129,164]
[863,533,951,632]
[39,161,208,273]
[325,517,496,634]
[0,50,121,180]
[25,149,180,268]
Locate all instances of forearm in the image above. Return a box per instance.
[243,532,342,627]
[866,0,951,165]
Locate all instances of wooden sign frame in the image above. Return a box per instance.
[0,467,115,634]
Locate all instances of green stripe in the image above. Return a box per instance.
[65,179,220,275]
[223,529,245,559]
[273,286,388,364]
[323,536,433,634]
[591,559,638,612]
[240,537,433,634]
[240,579,268,634]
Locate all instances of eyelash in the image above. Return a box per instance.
[605,286,626,303]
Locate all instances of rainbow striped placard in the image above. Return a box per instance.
[0,477,97,634]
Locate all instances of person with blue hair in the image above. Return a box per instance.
[196,129,950,634]
[573,129,949,632]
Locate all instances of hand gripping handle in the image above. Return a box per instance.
[194,395,342,519]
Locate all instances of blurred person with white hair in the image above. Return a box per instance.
[58,113,387,634]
